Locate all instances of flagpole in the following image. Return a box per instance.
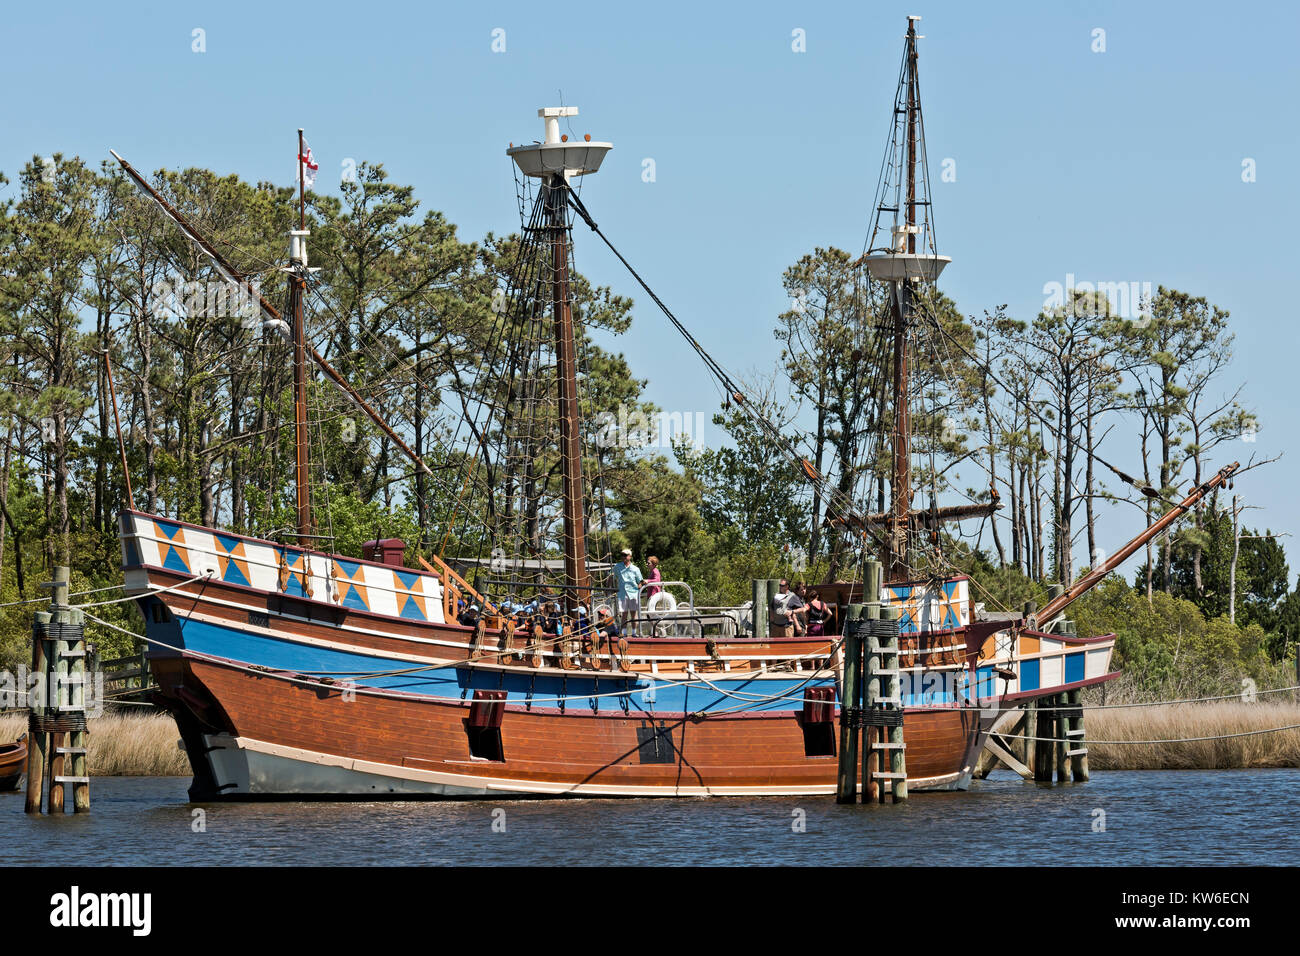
[298,128,306,229]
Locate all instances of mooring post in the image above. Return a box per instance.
[1066,688,1089,782]
[1033,697,1053,782]
[70,601,89,812]
[24,609,50,814]
[750,578,768,640]
[879,604,907,802]
[49,566,71,813]
[25,566,88,814]
[1023,700,1035,778]
[835,603,864,803]
[856,561,877,802]
[765,579,781,636]
[1054,693,1069,782]
[859,561,882,803]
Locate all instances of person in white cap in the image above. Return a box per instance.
[614,548,643,632]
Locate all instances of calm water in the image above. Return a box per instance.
[5,770,1298,866]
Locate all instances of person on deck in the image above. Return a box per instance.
[771,579,806,637]
[806,589,831,637]
[615,548,643,633]
[792,582,811,634]
[646,555,662,597]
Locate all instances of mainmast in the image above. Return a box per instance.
[863,15,951,582]
[508,108,612,613]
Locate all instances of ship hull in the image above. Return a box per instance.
[154,654,988,799]
[120,510,1116,800]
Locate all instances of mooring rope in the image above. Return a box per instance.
[0,596,51,609]
[1015,724,1300,745]
[0,574,212,610]
[78,611,846,710]
[1031,685,1300,711]
[71,570,215,608]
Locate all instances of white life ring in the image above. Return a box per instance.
[646,590,677,617]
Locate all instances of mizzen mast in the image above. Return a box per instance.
[289,128,315,546]
[508,108,612,613]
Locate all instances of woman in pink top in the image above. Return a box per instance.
[646,555,662,596]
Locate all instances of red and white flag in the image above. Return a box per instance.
[299,138,318,189]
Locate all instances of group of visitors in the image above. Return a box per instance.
[455,548,662,638]
[770,579,831,637]
[458,555,837,644]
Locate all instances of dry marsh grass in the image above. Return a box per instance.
[0,711,188,776]
[1086,700,1300,770]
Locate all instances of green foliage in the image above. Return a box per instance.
[317,488,421,562]
[613,455,702,565]
[676,397,809,548]
[1071,576,1274,698]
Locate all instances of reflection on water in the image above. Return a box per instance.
[6,769,1298,866]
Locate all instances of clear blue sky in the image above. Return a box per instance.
[3,0,1297,566]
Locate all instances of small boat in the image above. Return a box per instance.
[0,736,28,791]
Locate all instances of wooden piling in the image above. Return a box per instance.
[1033,697,1054,782]
[860,587,879,803]
[49,600,69,813]
[24,566,89,814]
[70,604,89,812]
[861,561,882,803]
[24,611,49,814]
[765,578,781,635]
[48,731,65,812]
[835,603,864,803]
[1023,700,1036,778]
[1065,688,1089,782]
[750,578,768,639]
[1054,693,1069,782]
[880,604,907,802]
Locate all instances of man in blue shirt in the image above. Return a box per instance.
[614,548,643,633]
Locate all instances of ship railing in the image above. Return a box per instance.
[631,580,701,639]
[95,641,156,707]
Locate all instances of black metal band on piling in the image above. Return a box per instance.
[835,611,866,803]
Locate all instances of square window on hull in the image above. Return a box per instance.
[802,723,836,757]
[466,726,505,761]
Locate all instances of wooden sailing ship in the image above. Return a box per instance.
[112,18,1232,800]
